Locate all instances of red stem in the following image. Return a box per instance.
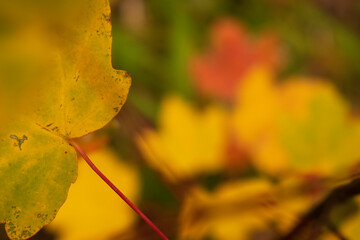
[69,139,168,240]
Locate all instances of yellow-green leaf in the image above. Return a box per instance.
[232,68,360,175]
[0,120,77,240]
[0,0,131,239]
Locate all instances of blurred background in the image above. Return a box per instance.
[2,0,360,239]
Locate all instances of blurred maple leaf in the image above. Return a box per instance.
[191,18,282,102]
[179,178,314,240]
[137,96,228,182]
[232,67,360,176]
[47,147,140,240]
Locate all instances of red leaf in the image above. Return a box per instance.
[191,18,282,102]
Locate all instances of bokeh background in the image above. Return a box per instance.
[2,0,360,239]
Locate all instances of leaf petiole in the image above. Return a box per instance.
[68,139,168,240]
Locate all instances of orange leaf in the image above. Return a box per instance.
[191,18,282,102]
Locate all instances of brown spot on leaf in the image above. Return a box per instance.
[10,135,28,151]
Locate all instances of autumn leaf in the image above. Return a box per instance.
[46,148,140,240]
[137,96,227,182]
[277,80,360,174]
[179,178,314,240]
[191,18,282,102]
[0,0,131,239]
[232,67,286,173]
[232,68,360,175]
[179,180,275,240]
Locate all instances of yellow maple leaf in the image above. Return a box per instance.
[137,96,228,182]
[232,67,288,174]
[0,0,131,238]
[232,68,360,175]
[46,148,140,240]
[179,178,313,240]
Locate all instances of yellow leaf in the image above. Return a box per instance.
[0,0,131,238]
[232,67,289,174]
[46,148,140,240]
[277,80,356,174]
[233,69,360,175]
[138,96,227,182]
[179,178,312,240]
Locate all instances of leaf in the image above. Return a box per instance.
[179,178,312,240]
[137,96,227,182]
[0,0,131,239]
[232,68,360,175]
[0,121,77,240]
[232,67,287,173]
[179,180,274,240]
[277,80,360,174]
[191,18,282,102]
[46,148,140,240]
